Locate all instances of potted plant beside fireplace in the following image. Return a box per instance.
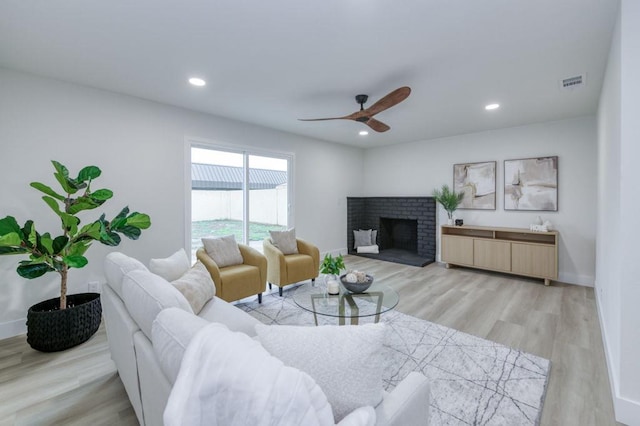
[432,184,464,225]
[0,161,151,352]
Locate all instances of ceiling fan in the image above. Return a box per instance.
[299,86,411,133]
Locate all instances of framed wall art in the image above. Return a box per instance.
[504,156,558,211]
[453,161,496,210]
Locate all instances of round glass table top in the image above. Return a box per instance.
[292,280,399,324]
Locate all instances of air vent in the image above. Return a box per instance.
[559,74,586,91]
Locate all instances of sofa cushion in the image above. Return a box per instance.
[202,235,243,268]
[269,228,299,255]
[149,248,191,282]
[198,297,261,337]
[163,321,341,426]
[152,308,210,384]
[171,261,215,314]
[123,270,193,339]
[104,252,149,299]
[256,323,386,422]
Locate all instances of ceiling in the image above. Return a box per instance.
[0,1,618,148]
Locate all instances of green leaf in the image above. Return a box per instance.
[77,166,101,182]
[30,182,66,201]
[79,222,101,240]
[0,232,23,247]
[67,197,100,215]
[63,255,88,268]
[126,213,151,230]
[42,196,63,216]
[91,189,113,201]
[51,160,69,179]
[28,224,37,247]
[61,213,79,235]
[68,241,91,257]
[52,235,69,254]
[39,233,54,255]
[17,262,53,279]
[100,231,121,247]
[118,225,141,240]
[0,246,28,255]
[0,216,21,236]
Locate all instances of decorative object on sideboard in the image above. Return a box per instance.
[505,156,558,211]
[432,184,464,225]
[529,216,553,232]
[453,161,497,210]
[455,219,464,226]
[0,161,151,351]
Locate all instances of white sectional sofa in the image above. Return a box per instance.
[102,252,430,425]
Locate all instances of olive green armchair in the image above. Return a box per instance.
[196,244,267,303]
[263,238,320,296]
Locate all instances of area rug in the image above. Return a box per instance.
[237,284,551,425]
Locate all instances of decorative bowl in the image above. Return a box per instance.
[340,274,374,293]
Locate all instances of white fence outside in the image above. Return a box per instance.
[191,185,288,226]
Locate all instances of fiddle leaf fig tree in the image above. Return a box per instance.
[0,161,151,310]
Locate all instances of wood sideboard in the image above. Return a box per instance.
[441,225,558,285]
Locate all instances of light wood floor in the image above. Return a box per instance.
[0,257,621,426]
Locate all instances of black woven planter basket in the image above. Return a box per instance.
[27,292,102,352]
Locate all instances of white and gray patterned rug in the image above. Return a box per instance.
[237,283,551,426]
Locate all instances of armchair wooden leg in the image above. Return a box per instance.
[279,286,283,297]
[312,278,315,285]
[268,282,272,290]
[258,293,262,304]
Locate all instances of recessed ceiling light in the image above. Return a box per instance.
[485,103,500,110]
[188,77,206,87]
[359,130,369,136]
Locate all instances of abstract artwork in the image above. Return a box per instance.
[504,156,558,211]
[453,161,496,210]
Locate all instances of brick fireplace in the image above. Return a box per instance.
[347,197,436,267]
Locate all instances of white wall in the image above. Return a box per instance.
[363,117,597,286]
[596,1,640,423]
[0,68,363,338]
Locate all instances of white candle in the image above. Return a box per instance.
[327,280,339,295]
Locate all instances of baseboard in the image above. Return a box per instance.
[0,318,27,340]
[557,272,594,287]
[595,289,640,425]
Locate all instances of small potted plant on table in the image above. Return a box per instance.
[0,161,151,352]
[320,254,346,294]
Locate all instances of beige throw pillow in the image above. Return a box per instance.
[202,235,243,268]
[269,228,298,255]
[171,261,215,314]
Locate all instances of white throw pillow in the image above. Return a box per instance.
[149,248,191,282]
[122,269,194,338]
[269,228,298,255]
[353,229,372,249]
[171,261,215,314]
[255,323,386,422]
[202,235,244,268]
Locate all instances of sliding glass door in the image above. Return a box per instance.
[190,144,291,256]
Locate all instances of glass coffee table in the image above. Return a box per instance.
[292,280,399,325]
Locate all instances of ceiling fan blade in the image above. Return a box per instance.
[364,86,411,117]
[366,118,391,133]
[298,117,346,121]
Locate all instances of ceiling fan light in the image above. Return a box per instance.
[359,130,369,136]
[188,77,206,87]
[485,103,500,110]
